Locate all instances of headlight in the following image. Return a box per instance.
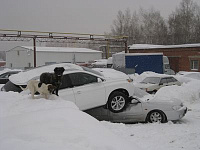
[172,105,182,111]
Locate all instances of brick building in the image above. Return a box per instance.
[129,44,200,73]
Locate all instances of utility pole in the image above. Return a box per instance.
[33,37,36,67]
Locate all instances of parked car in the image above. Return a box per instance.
[1,63,134,113]
[134,76,181,94]
[85,87,187,123]
[177,71,200,80]
[0,71,20,84]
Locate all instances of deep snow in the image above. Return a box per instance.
[0,69,200,150]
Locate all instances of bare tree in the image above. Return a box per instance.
[110,8,168,45]
[139,8,168,44]
[168,0,198,44]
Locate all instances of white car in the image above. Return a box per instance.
[1,63,134,113]
[135,76,181,94]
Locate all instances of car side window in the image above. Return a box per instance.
[0,73,9,78]
[160,78,167,84]
[69,72,98,87]
[59,74,73,89]
[166,78,173,83]
[171,77,177,82]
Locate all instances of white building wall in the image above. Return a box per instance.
[36,52,74,67]
[6,46,102,69]
[37,52,101,66]
[6,47,33,69]
[75,53,101,63]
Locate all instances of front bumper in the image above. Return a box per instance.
[178,106,187,119]
[165,106,187,121]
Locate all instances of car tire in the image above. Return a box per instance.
[147,110,167,123]
[107,91,128,113]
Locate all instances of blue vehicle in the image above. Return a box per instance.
[112,53,168,74]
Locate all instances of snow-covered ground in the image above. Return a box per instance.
[0,69,200,150]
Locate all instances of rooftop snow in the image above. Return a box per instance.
[18,46,102,53]
[129,43,200,49]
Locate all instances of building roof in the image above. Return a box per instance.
[11,46,102,53]
[129,43,200,50]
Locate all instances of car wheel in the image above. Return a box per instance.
[107,91,128,113]
[147,110,166,123]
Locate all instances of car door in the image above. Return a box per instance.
[111,102,144,122]
[58,74,76,104]
[69,72,106,111]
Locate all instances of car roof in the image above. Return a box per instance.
[6,71,20,74]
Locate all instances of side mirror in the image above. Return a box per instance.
[131,98,140,104]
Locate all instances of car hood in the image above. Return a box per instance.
[142,96,183,106]
[9,63,83,85]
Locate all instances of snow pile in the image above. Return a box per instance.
[130,71,200,105]
[0,92,139,150]
[129,71,172,83]
[156,79,200,104]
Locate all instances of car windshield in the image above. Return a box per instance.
[81,66,104,77]
[141,77,160,84]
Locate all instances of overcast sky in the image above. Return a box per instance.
[0,0,200,51]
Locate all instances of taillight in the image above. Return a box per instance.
[127,79,133,83]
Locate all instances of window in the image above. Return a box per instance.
[69,72,98,87]
[160,78,167,84]
[190,60,199,70]
[141,77,160,84]
[10,63,12,68]
[166,77,173,83]
[28,63,31,68]
[171,77,177,82]
[0,73,9,78]
[59,74,73,89]
[17,51,20,56]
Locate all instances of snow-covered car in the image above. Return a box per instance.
[1,63,134,113]
[85,88,187,123]
[134,76,181,94]
[177,71,200,80]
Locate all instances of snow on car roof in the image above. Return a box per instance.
[9,63,83,85]
[92,68,129,79]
